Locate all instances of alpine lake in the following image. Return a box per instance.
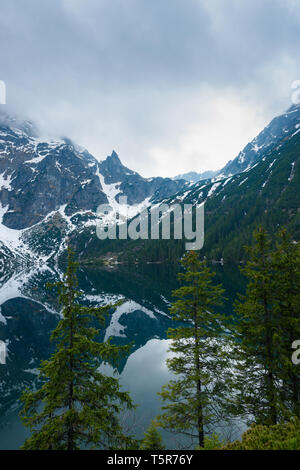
[0,261,246,449]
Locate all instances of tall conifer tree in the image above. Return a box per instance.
[233,228,291,425]
[20,247,134,450]
[271,229,300,418]
[140,420,165,450]
[158,251,231,448]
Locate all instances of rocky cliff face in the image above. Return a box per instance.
[0,115,106,229]
[0,114,187,230]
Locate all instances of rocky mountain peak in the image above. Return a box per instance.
[109,150,121,162]
[99,151,136,185]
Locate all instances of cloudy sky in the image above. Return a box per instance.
[0,0,300,177]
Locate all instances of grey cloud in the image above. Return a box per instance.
[0,0,299,176]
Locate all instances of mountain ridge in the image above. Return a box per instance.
[0,113,189,272]
[77,105,300,264]
[0,101,299,269]
[215,102,300,179]
[0,113,188,230]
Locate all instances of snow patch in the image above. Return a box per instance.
[239,177,248,186]
[0,172,12,190]
[96,165,151,222]
[207,182,221,198]
[288,162,296,182]
[104,300,156,340]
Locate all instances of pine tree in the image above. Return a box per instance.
[271,229,300,418]
[139,420,165,450]
[157,251,231,448]
[233,228,284,425]
[20,247,135,450]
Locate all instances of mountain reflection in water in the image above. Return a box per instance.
[0,263,245,449]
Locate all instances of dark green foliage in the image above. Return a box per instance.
[232,228,300,425]
[271,230,300,418]
[201,134,300,262]
[19,247,135,450]
[139,420,165,450]
[158,251,232,448]
[233,228,280,425]
[222,418,300,450]
[197,433,225,450]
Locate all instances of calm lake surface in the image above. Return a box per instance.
[0,263,246,449]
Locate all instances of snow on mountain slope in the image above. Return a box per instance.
[216,102,300,178]
[169,104,300,185]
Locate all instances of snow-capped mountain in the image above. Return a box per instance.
[172,103,300,184]
[161,121,300,261]
[173,170,217,183]
[216,102,300,178]
[98,150,188,206]
[96,104,300,264]
[0,112,188,269]
[0,99,299,269]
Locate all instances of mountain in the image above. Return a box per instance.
[0,114,187,230]
[0,100,299,269]
[173,170,217,183]
[216,103,300,178]
[99,150,188,205]
[0,112,188,270]
[87,105,300,264]
[167,128,300,261]
[174,103,300,184]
